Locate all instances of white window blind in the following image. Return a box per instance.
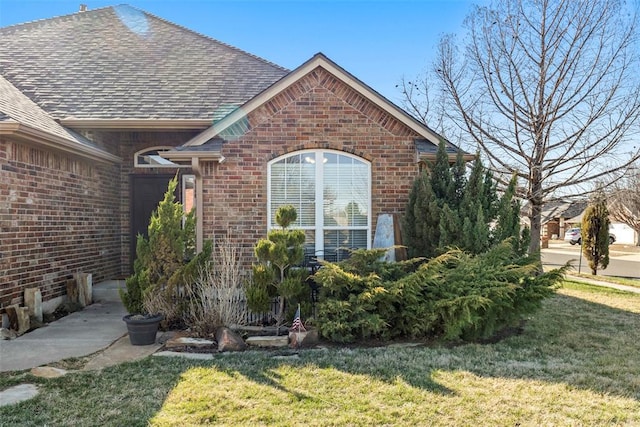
[268,150,371,258]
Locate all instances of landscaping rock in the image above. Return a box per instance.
[246,335,289,348]
[24,288,43,323]
[0,384,39,407]
[165,336,215,349]
[153,351,214,360]
[5,305,30,336]
[215,327,247,352]
[288,329,319,349]
[74,273,93,307]
[231,325,290,335]
[66,279,79,304]
[30,366,69,378]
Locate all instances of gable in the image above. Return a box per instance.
[185,54,442,146]
[183,54,469,162]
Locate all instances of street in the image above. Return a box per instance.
[541,242,640,279]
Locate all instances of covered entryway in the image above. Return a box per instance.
[129,174,174,272]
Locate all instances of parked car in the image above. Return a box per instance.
[564,227,616,245]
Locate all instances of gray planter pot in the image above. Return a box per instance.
[123,314,163,346]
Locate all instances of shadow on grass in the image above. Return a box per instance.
[192,286,640,404]
[443,288,640,399]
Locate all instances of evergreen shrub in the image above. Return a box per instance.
[247,205,311,327]
[120,176,212,327]
[315,240,565,343]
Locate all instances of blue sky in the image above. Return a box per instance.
[0,0,483,104]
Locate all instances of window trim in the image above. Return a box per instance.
[267,149,372,257]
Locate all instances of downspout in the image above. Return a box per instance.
[191,156,204,253]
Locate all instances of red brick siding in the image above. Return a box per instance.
[0,139,121,308]
[201,67,421,264]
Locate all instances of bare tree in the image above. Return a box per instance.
[608,165,640,245]
[409,0,640,254]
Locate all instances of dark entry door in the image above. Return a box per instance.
[130,174,174,272]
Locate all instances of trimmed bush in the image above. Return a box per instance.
[247,205,311,327]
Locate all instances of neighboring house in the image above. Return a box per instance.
[0,5,465,312]
[532,199,638,245]
[543,201,588,240]
[520,201,587,240]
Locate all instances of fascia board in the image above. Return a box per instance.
[0,120,20,133]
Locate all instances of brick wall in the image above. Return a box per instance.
[201,67,422,265]
[0,139,121,308]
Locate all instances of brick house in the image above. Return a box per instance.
[0,5,465,312]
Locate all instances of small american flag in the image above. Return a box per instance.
[290,304,306,332]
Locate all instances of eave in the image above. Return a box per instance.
[419,153,477,163]
[60,119,214,131]
[0,121,121,164]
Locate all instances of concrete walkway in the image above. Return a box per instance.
[0,300,126,372]
[0,280,162,373]
[564,274,640,294]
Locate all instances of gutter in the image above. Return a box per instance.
[0,121,121,164]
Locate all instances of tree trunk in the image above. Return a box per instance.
[528,170,544,257]
[528,204,542,255]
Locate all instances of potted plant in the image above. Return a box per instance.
[120,251,165,345]
[119,175,210,345]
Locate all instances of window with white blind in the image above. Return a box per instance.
[268,150,371,260]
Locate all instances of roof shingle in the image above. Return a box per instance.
[0,5,288,121]
[0,73,99,150]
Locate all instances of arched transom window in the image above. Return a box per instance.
[134,146,179,167]
[268,150,371,260]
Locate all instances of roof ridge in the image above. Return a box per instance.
[125,5,289,73]
[0,5,114,31]
[0,4,284,73]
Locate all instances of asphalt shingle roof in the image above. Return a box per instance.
[0,5,288,121]
[0,73,99,149]
[415,138,456,155]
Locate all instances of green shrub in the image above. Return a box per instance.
[247,205,310,327]
[315,240,565,343]
[119,176,211,327]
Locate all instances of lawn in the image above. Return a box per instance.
[1,281,639,426]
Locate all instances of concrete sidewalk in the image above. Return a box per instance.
[564,274,640,294]
[0,280,161,373]
[0,300,127,372]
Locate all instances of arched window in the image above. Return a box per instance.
[134,146,179,167]
[268,150,371,261]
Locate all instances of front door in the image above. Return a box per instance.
[129,174,174,272]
